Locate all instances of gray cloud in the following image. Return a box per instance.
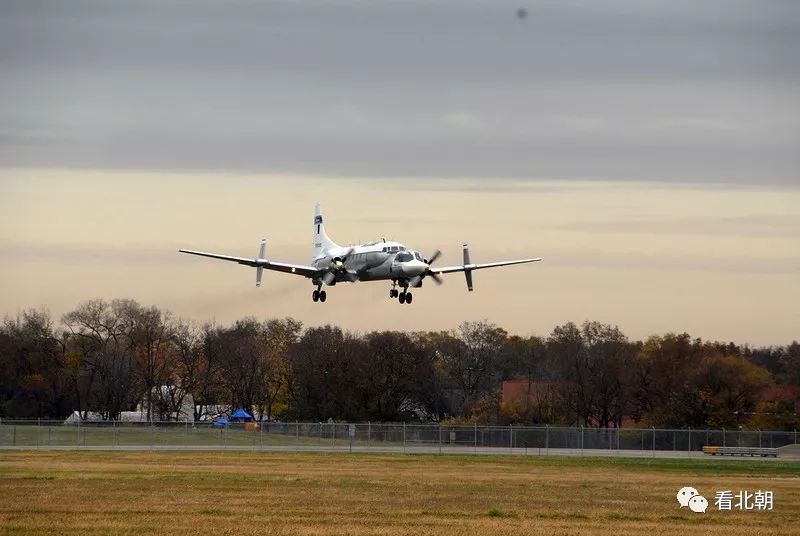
[543,247,800,275]
[1,0,798,183]
[554,214,800,238]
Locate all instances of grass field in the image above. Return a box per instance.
[1,452,798,535]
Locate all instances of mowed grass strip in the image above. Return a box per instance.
[0,452,798,535]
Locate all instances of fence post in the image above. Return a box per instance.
[687,427,691,458]
[581,426,584,455]
[759,429,762,448]
[403,422,406,454]
[37,418,40,449]
[295,421,299,452]
[616,427,620,453]
[474,423,477,455]
[652,426,655,457]
[794,429,797,445]
[332,422,335,448]
[545,424,549,456]
[368,421,371,451]
[509,424,513,453]
[12,426,16,447]
[438,423,442,455]
[723,427,726,447]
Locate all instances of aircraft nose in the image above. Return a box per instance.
[402,260,427,276]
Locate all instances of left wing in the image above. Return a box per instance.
[178,249,320,278]
[432,258,542,275]
[426,244,542,291]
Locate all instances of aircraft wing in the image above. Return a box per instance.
[431,258,542,275]
[178,249,321,278]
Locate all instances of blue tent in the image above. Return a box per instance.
[230,409,253,421]
[212,416,229,427]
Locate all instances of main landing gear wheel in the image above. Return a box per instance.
[398,291,413,304]
[312,289,326,302]
[405,292,412,304]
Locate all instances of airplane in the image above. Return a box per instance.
[178,203,542,305]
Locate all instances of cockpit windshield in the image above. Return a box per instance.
[414,252,422,261]
[395,252,414,262]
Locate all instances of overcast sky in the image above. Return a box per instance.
[1,0,799,182]
[0,1,798,344]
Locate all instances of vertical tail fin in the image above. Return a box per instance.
[314,203,340,258]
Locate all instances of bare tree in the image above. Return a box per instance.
[62,299,139,420]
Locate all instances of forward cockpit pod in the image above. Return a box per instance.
[393,251,428,280]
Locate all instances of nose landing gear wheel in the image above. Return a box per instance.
[389,289,398,298]
[319,290,327,302]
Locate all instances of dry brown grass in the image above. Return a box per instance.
[1,452,798,535]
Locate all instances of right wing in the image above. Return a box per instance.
[178,249,321,278]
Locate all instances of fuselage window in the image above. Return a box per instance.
[414,252,422,261]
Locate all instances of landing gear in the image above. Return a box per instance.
[312,287,327,303]
[390,282,413,304]
[398,291,412,304]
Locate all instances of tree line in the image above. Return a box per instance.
[1,298,797,429]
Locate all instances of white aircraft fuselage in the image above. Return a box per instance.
[312,241,428,283]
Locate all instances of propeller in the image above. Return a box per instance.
[409,249,443,287]
[322,247,358,286]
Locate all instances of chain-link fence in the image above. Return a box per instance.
[0,420,796,456]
